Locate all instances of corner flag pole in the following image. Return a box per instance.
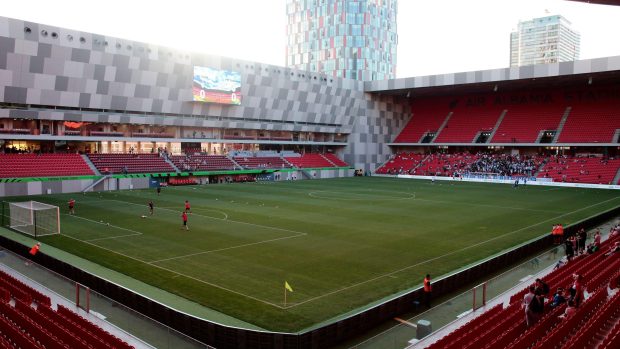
[284,281,293,306]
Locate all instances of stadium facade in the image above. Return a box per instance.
[1,15,620,179]
[0,15,407,175]
[285,0,398,80]
[510,14,580,67]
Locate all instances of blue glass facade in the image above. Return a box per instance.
[286,0,397,81]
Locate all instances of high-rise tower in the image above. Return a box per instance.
[510,14,580,67]
[286,0,397,81]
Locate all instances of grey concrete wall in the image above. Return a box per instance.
[0,177,150,197]
[0,15,412,173]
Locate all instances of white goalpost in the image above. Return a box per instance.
[7,201,60,237]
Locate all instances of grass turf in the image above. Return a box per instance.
[4,177,620,331]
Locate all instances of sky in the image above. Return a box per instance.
[3,0,620,78]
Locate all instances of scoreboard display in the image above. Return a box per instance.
[192,66,241,105]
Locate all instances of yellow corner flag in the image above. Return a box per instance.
[285,281,293,292]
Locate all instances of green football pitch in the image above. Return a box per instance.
[5,177,620,331]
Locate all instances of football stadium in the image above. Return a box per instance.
[1,1,620,348]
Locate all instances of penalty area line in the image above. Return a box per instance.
[61,214,143,242]
[61,234,286,309]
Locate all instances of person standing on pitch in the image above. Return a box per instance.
[68,198,75,215]
[423,274,432,308]
[157,186,161,196]
[181,211,189,230]
[185,200,191,214]
[148,201,154,216]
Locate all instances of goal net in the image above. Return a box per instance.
[6,201,60,237]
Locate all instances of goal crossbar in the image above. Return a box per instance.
[6,201,60,237]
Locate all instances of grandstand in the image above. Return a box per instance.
[1,1,620,347]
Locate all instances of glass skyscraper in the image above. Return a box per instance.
[510,15,580,67]
[286,0,397,81]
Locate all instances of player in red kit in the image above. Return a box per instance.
[181,211,189,230]
[68,199,75,215]
[184,200,191,214]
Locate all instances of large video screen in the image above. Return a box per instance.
[192,66,242,105]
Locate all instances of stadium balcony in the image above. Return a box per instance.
[0,128,31,135]
[234,156,291,169]
[284,153,335,168]
[490,103,566,143]
[87,153,175,174]
[557,104,620,143]
[170,155,237,171]
[537,157,620,185]
[0,154,94,178]
[130,132,175,138]
[222,135,255,140]
[88,131,125,137]
[424,234,620,349]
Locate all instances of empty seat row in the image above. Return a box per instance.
[0,154,93,178]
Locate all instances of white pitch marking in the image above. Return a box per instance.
[60,234,285,309]
[158,207,229,220]
[149,232,306,264]
[62,214,143,241]
[308,190,415,201]
[283,196,620,308]
[81,197,307,236]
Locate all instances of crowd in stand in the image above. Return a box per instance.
[522,224,620,329]
[466,153,541,177]
[378,152,620,185]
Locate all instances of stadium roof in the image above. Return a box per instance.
[568,0,620,6]
[364,55,620,98]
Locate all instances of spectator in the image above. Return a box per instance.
[578,228,587,254]
[527,289,545,327]
[553,257,567,270]
[569,274,584,307]
[535,278,550,297]
[564,238,574,261]
[550,288,566,308]
[523,286,535,326]
[586,230,601,254]
[559,300,576,320]
[604,241,620,257]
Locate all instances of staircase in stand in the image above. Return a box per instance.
[81,154,101,175]
[552,106,572,143]
[228,156,244,170]
[613,129,620,143]
[431,112,453,143]
[82,174,111,192]
[487,110,508,143]
[613,166,620,185]
[320,154,336,166]
[280,156,295,168]
[163,156,180,173]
